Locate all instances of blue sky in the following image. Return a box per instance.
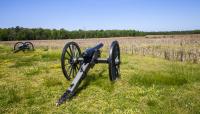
[0,0,200,31]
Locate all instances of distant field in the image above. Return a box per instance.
[1,34,200,48]
[0,35,200,113]
[1,34,200,63]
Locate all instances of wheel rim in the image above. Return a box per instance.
[61,42,81,80]
[14,42,24,51]
[24,42,34,51]
[109,41,120,81]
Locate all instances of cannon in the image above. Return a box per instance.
[56,41,120,106]
[14,42,34,53]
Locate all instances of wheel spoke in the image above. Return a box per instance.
[69,66,73,77]
[75,48,79,57]
[72,45,76,57]
[65,58,70,64]
[65,51,70,60]
[72,67,74,77]
[75,65,79,72]
[74,49,77,57]
[69,45,73,57]
[66,65,71,72]
[73,68,76,77]
[65,63,70,68]
[66,49,71,57]
[65,55,70,60]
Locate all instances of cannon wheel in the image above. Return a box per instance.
[109,41,120,81]
[14,42,24,51]
[61,42,82,80]
[24,42,34,51]
[14,42,23,53]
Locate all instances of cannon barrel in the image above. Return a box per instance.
[82,43,103,63]
[93,43,104,50]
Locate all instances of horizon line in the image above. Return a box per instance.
[1,26,200,32]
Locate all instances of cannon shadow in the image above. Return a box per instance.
[74,68,107,97]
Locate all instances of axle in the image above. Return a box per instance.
[74,58,109,64]
[74,58,120,65]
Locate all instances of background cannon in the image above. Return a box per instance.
[14,42,34,53]
[56,40,120,106]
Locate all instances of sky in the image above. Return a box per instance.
[0,0,200,31]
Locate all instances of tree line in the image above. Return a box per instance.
[145,30,200,35]
[0,26,200,41]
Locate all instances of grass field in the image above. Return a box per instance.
[0,42,200,114]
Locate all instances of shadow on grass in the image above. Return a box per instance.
[74,68,110,97]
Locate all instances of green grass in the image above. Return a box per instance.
[0,45,200,114]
